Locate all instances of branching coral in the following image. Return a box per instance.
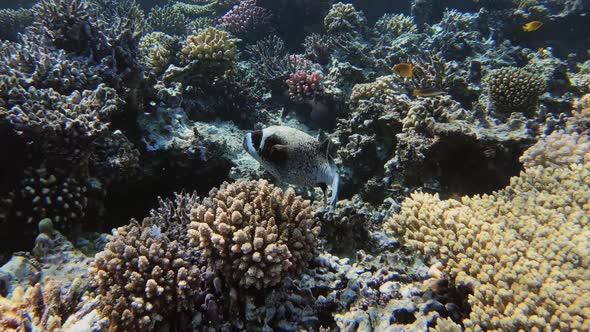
[245,35,291,86]
[216,0,271,37]
[138,32,177,75]
[375,13,417,38]
[520,130,590,168]
[0,278,86,332]
[0,83,120,141]
[485,66,546,118]
[387,157,590,330]
[286,71,323,103]
[0,33,104,94]
[147,5,190,36]
[188,180,320,290]
[90,217,212,331]
[350,75,402,106]
[88,131,142,184]
[33,0,109,58]
[324,2,367,35]
[181,27,238,64]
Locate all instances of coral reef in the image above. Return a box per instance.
[138,32,177,75]
[189,179,320,290]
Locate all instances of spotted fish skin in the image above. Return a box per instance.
[243,126,339,211]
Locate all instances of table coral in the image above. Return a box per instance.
[387,159,590,330]
[188,179,320,290]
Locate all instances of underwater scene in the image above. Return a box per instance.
[0,0,589,331]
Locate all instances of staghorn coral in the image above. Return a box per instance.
[147,5,190,36]
[387,159,590,330]
[245,35,291,87]
[0,278,86,332]
[188,179,320,290]
[138,32,177,75]
[216,0,272,37]
[375,13,417,38]
[91,0,146,34]
[0,8,34,42]
[90,217,214,332]
[485,66,546,118]
[324,2,367,35]
[180,27,238,64]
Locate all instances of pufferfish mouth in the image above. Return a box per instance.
[243,133,258,158]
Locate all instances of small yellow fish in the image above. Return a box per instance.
[522,21,543,32]
[412,87,445,97]
[392,63,414,78]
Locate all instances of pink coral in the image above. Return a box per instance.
[216,0,271,36]
[286,71,323,103]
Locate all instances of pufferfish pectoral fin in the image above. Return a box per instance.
[318,183,328,204]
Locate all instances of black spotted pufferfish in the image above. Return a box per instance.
[242,126,339,213]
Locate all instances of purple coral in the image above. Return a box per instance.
[216,0,271,36]
[286,71,324,103]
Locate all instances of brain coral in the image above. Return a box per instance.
[188,179,320,290]
[485,66,546,117]
[180,27,238,64]
[387,160,590,330]
[90,217,209,331]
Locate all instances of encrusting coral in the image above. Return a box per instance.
[387,141,590,330]
[485,66,546,118]
[188,179,320,290]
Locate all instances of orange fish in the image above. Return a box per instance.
[522,21,543,32]
[412,87,445,97]
[392,63,414,78]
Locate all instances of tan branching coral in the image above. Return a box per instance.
[485,66,546,117]
[139,32,177,75]
[387,160,590,330]
[181,27,238,63]
[0,278,86,332]
[188,180,320,290]
[90,218,205,332]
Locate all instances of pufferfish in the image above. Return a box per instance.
[243,126,339,212]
